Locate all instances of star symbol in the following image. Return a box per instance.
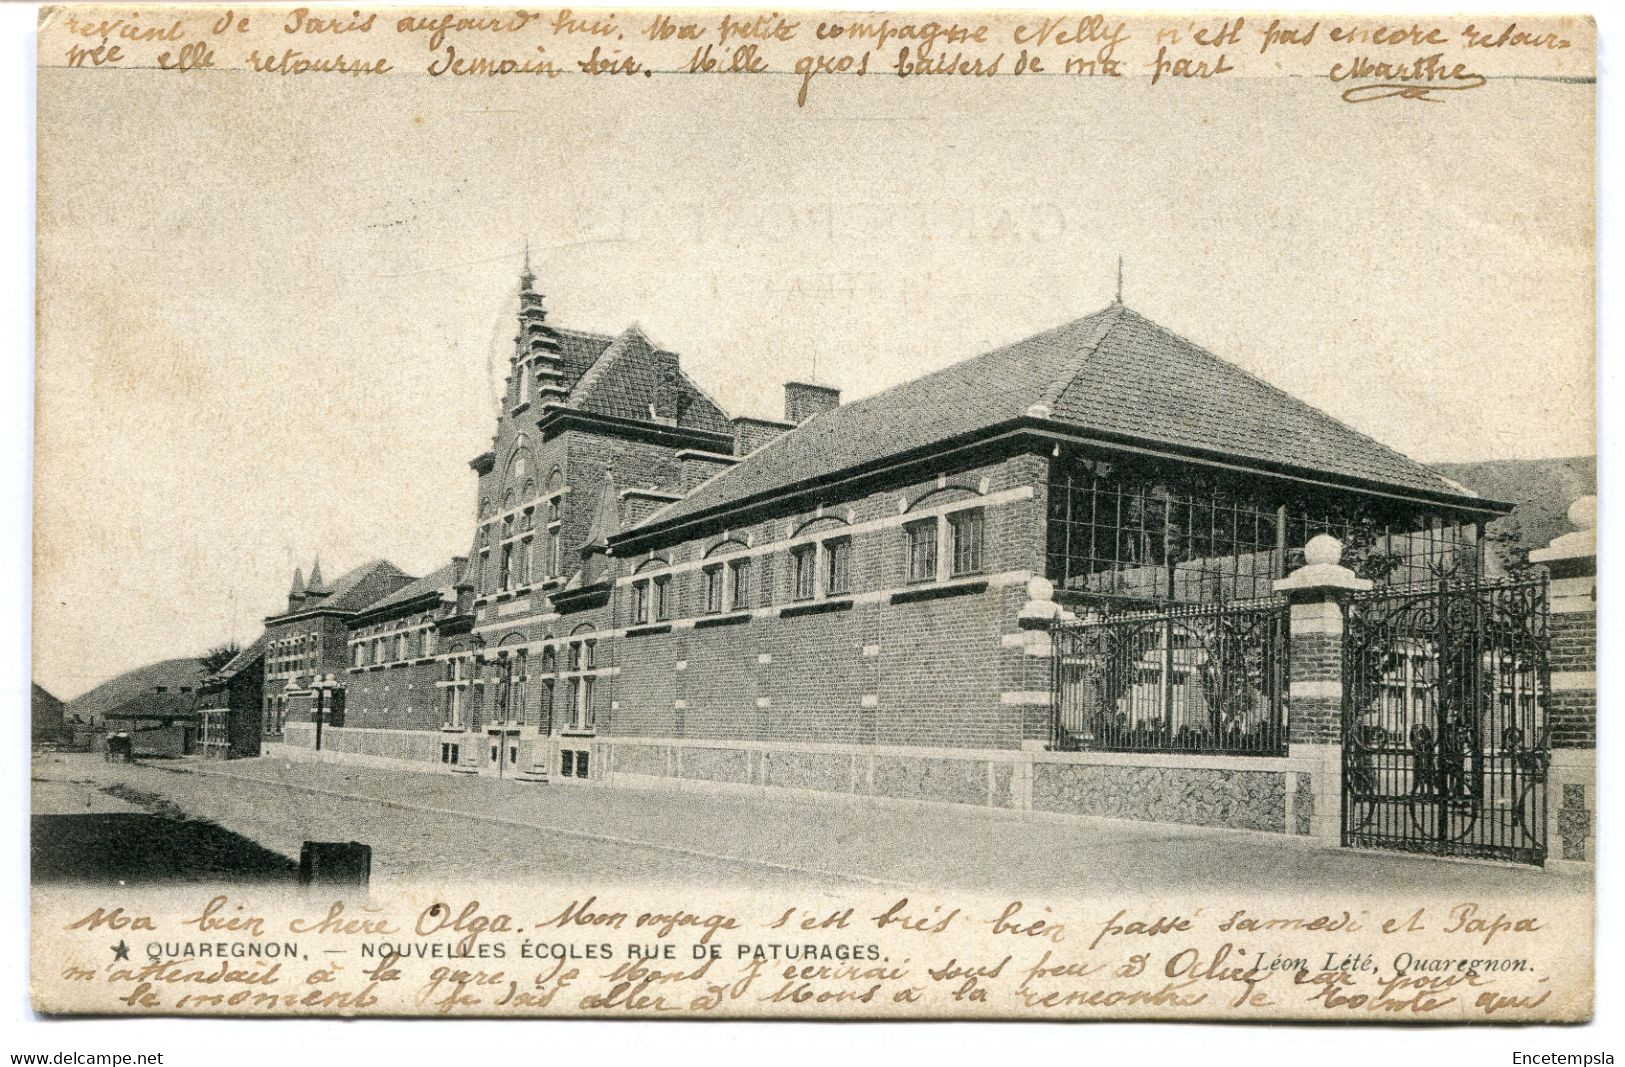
[111,940,129,962]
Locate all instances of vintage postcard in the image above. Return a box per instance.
[31,5,1596,1020]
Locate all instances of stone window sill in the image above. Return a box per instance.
[890,580,989,605]
[781,598,854,620]
[694,612,751,630]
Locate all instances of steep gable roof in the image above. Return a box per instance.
[552,326,619,391]
[568,326,732,434]
[632,303,1491,537]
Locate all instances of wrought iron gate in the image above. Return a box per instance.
[1341,576,1551,865]
[1052,599,1290,757]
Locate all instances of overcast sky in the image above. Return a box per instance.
[35,67,1592,699]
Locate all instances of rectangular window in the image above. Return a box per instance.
[583,676,596,729]
[824,537,853,596]
[654,576,672,620]
[906,519,938,582]
[791,545,817,601]
[631,580,649,625]
[703,565,724,614]
[729,557,752,610]
[950,509,984,575]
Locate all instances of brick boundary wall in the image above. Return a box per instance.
[1531,501,1597,867]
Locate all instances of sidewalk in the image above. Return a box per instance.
[132,751,1587,897]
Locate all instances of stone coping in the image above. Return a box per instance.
[585,733,1290,772]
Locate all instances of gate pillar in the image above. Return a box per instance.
[1530,496,1597,867]
[1275,536,1371,844]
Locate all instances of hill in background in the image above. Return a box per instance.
[1432,455,1596,568]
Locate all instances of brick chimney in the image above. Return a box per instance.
[785,381,840,424]
[731,416,794,457]
[651,349,681,426]
[676,450,738,494]
[620,488,683,529]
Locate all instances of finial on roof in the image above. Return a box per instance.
[1115,255,1123,305]
[520,238,535,290]
[307,556,325,593]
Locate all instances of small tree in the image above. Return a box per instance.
[201,642,241,674]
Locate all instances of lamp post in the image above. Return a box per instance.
[310,673,340,752]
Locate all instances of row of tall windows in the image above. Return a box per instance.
[482,498,564,595]
[351,625,437,667]
[630,508,986,618]
[437,640,599,733]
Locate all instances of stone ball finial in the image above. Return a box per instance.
[1568,494,1598,530]
[1303,534,1344,567]
[1027,576,1055,603]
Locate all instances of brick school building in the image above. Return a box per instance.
[267,259,1584,853]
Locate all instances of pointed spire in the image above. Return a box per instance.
[307,556,325,593]
[289,566,306,596]
[520,238,535,291]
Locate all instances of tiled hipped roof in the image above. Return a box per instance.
[353,560,460,618]
[638,303,1489,534]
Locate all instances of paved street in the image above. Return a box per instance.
[32,751,1587,896]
